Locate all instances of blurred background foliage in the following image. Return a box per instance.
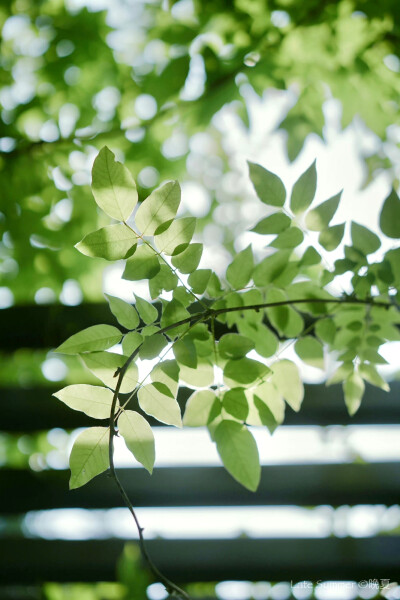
[0,0,400,304]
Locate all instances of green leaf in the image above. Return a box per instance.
[135,180,181,236]
[343,371,365,415]
[271,360,304,411]
[160,299,190,338]
[134,294,158,324]
[224,357,270,386]
[219,333,255,359]
[138,383,182,427]
[118,410,155,474]
[188,269,212,294]
[81,352,138,393]
[54,384,117,419]
[237,320,278,358]
[223,388,248,420]
[179,358,214,388]
[214,421,260,491]
[155,217,196,255]
[171,243,203,274]
[139,333,167,360]
[253,250,292,286]
[380,188,400,239]
[270,227,304,249]
[206,272,224,297]
[150,360,180,397]
[319,223,345,251]
[251,381,285,425]
[226,245,254,289]
[75,224,137,261]
[300,246,321,267]
[55,325,122,355]
[69,426,109,490]
[351,222,381,255]
[250,213,291,234]
[122,244,160,281]
[290,160,317,214]
[106,294,139,330]
[266,288,304,337]
[248,161,286,207]
[149,264,179,299]
[294,336,324,369]
[359,363,389,392]
[173,337,197,368]
[91,147,138,221]
[122,331,143,355]
[305,192,342,231]
[315,319,336,344]
[183,390,219,426]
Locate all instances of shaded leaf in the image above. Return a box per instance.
[188,269,212,294]
[171,243,203,274]
[155,217,196,255]
[270,227,304,249]
[295,336,324,369]
[173,337,197,368]
[251,213,290,235]
[134,294,158,324]
[118,410,155,474]
[380,188,400,239]
[106,294,139,330]
[223,388,248,420]
[351,222,381,255]
[248,162,286,207]
[319,223,345,251]
[122,244,160,281]
[69,427,109,490]
[55,325,122,355]
[219,333,255,359]
[305,192,342,231]
[135,180,181,236]
[253,250,292,286]
[91,147,137,221]
[139,333,167,360]
[226,245,254,289]
[224,357,270,386]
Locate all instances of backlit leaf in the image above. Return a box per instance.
[351,222,381,255]
[343,371,365,415]
[134,294,158,324]
[295,336,324,369]
[319,223,345,251]
[75,224,137,261]
[251,213,290,234]
[226,245,254,289]
[183,390,219,426]
[81,352,138,393]
[253,250,292,286]
[91,147,137,221]
[290,160,317,214]
[171,243,203,273]
[122,244,160,281]
[214,421,260,491]
[179,358,214,387]
[138,383,182,427]
[248,161,286,207]
[224,357,270,386]
[54,384,117,419]
[106,294,139,330]
[305,192,342,231]
[135,180,181,236]
[379,188,400,239]
[122,331,143,355]
[118,410,155,474]
[155,217,196,255]
[270,227,304,249]
[173,337,197,368]
[188,269,212,294]
[271,360,304,411]
[69,427,109,490]
[139,333,167,360]
[219,333,255,359]
[223,388,248,420]
[55,325,122,355]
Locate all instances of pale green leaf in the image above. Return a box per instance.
[173,337,197,368]
[55,325,122,355]
[171,243,203,274]
[271,360,304,411]
[150,360,180,397]
[343,371,365,415]
[379,188,400,239]
[224,357,270,386]
[155,217,196,255]
[237,320,278,358]
[265,288,304,337]
[290,160,317,214]
[250,213,290,234]
[122,244,160,281]
[91,147,137,221]
[219,333,255,359]
[135,180,181,236]
[183,390,219,427]
[69,426,109,490]
[106,294,139,330]
[305,192,342,231]
[134,294,158,324]
[122,331,143,355]
[179,358,214,388]
[81,352,138,393]
[214,421,260,491]
[139,333,167,360]
[270,227,304,249]
[253,250,291,286]
[223,388,248,420]
[188,269,212,294]
[299,246,321,267]
[138,383,182,427]
[251,381,285,425]
[248,161,286,207]
[118,410,155,474]
[319,223,345,251]
[315,319,336,344]
[75,224,137,261]
[294,336,324,369]
[351,222,381,255]
[149,264,179,299]
[359,363,390,392]
[226,245,254,289]
[160,299,190,338]
[54,384,116,419]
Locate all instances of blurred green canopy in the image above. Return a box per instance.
[0,0,399,302]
